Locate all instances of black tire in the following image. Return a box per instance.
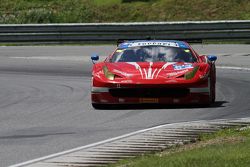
[204,67,216,106]
[204,77,214,106]
[210,65,216,103]
[92,103,106,109]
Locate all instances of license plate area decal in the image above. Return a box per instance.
[139,98,159,103]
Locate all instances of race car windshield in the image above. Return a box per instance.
[110,46,196,63]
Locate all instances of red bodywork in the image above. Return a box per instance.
[91,41,216,107]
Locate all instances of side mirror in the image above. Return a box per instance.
[91,54,99,64]
[207,55,217,62]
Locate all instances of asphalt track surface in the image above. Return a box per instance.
[0,45,250,166]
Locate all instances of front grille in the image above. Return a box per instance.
[109,88,189,98]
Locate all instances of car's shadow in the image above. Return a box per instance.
[95,101,228,110]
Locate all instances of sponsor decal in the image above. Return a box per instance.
[139,98,159,103]
[167,69,188,77]
[173,63,193,70]
[125,42,179,48]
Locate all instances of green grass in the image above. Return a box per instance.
[0,0,249,23]
[110,127,250,167]
[93,0,121,6]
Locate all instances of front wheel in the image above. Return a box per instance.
[210,76,216,103]
[204,74,216,106]
[92,103,106,109]
[210,65,216,103]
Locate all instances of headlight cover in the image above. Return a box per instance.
[184,66,199,80]
[103,66,115,80]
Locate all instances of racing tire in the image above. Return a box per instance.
[210,77,216,103]
[208,76,215,104]
[204,69,216,106]
[210,65,216,103]
[92,103,107,109]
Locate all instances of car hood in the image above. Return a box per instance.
[105,62,197,80]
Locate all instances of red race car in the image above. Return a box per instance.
[91,40,217,109]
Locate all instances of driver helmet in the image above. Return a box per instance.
[164,48,177,62]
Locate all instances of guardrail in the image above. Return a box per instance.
[0,20,250,43]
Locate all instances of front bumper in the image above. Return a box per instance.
[91,87,210,105]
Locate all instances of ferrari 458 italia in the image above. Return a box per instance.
[91,40,217,109]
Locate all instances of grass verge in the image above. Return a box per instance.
[110,126,250,167]
[0,0,250,23]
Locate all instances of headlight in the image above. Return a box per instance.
[184,66,199,80]
[103,66,115,80]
